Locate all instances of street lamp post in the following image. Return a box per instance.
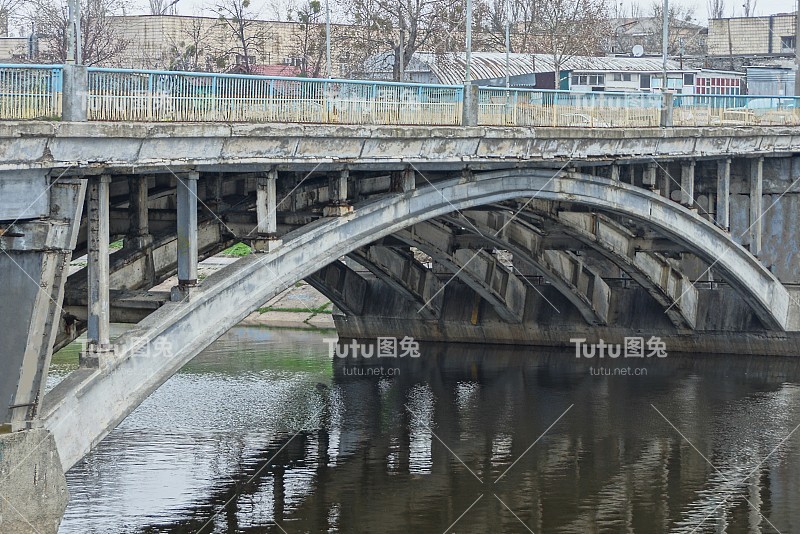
[504,0,510,88]
[326,0,332,78]
[662,0,669,89]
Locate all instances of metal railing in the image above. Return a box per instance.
[4,64,800,128]
[478,87,663,127]
[87,68,464,125]
[0,64,62,119]
[673,94,800,126]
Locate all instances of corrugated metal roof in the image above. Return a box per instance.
[413,52,682,85]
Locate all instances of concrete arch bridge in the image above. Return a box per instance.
[2,122,800,531]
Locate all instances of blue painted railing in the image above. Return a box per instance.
[0,64,62,119]
[2,64,800,126]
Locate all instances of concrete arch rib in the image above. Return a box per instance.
[43,168,790,471]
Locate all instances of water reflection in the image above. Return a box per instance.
[59,330,800,533]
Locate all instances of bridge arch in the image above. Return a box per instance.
[43,168,790,470]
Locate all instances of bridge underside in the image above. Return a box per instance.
[3,125,800,533]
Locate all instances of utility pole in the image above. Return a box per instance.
[66,0,81,64]
[504,0,510,87]
[465,0,472,84]
[795,0,800,95]
[325,0,331,78]
[662,0,669,90]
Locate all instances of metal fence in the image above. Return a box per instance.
[87,68,464,125]
[673,94,800,126]
[4,64,800,128]
[478,87,663,127]
[0,64,62,120]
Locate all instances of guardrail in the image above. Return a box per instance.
[87,68,464,125]
[673,94,800,126]
[0,64,62,119]
[3,64,800,127]
[478,87,663,127]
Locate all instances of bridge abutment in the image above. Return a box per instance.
[0,428,68,534]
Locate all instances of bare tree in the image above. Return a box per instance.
[167,15,214,71]
[26,0,130,65]
[215,0,267,72]
[707,0,725,19]
[648,0,698,55]
[741,0,756,17]
[149,0,179,15]
[287,0,327,76]
[345,0,462,80]
[534,0,609,81]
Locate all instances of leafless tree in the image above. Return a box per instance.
[345,0,462,80]
[149,0,179,15]
[741,0,756,17]
[287,0,327,77]
[215,0,268,72]
[534,0,609,80]
[25,0,130,65]
[707,0,725,19]
[648,0,699,55]
[167,15,214,70]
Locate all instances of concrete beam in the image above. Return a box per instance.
[349,245,443,319]
[394,221,526,323]
[306,260,368,315]
[453,210,611,325]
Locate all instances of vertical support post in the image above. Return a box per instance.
[86,175,111,351]
[610,164,620,182]
[644,162,657,187]
[716,158,731,230]
[658,163,671,197]
[660,91,674,127]
[462,83,479,126]
[254,169,281,252]
[173,171,198,300]
[391,167,416,193]
[323,169,353,216]
[749,157,763,255]
[680,160,695,206]
[128,175,150,243]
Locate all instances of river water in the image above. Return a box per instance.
[52,327,800,533]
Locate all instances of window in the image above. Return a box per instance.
[622,73,632,82]
[640,74,651,89]
[683,73,695,86]
[587,74,605,86]
[781,36,796,52]
[613,73,622,82]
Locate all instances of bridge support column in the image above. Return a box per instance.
[716,158,731,230]
[750,157,763,256]
[253,169,281,252]
[82,175,112,366]
[610,164,620,182]
[680,160,695,207]
[126,174,155,286]
[0,177,85,431]
[323,169,353,216]
[391,167,416,193]
[644,163,657,188]
[172,171,198,300]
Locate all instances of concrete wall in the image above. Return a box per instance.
[708,15,796,57]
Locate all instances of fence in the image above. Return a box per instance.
[4,64,800,127]
[673,94,800,126]
[0,64,62,120]
[87,68,464,125]
[478,87,663,127]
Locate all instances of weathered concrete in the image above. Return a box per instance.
[0,429,68,534]
[40,168,795,471]
[0,177,85,428]
[5,122,800,173]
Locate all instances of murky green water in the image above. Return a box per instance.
[56,328,800,533]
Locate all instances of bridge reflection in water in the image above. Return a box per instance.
[57,327,800,533]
